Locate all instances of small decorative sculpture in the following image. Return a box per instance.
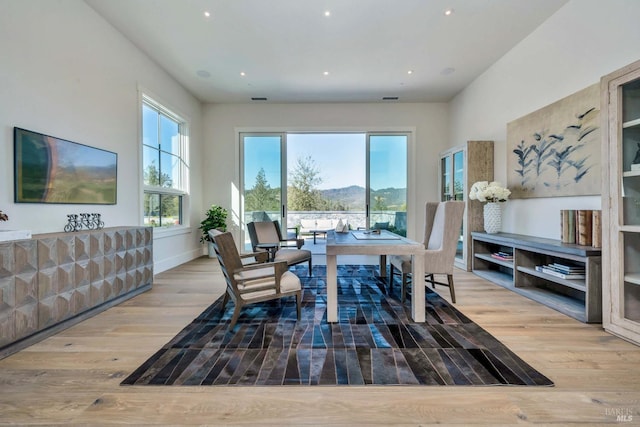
[64,214,80,232]
[64,213,104,232]
[92,213,105,229]
[0,210,8,222]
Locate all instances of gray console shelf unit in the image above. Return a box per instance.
[471,232,602,323]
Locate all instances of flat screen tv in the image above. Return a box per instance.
[14,127,117,204]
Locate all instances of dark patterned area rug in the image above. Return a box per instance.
[122,265,553,386]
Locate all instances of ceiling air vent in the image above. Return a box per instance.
[382,97,399,101]
[251,97,268,101]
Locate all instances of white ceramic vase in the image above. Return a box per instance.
[483,202,502,234]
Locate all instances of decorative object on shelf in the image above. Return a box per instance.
[469,181,510,234]
[64,214,80,232]
[199,204,228,257]
[575,209,592,246]
[468,181,511,203]
[483,203,502,234]
[560,209,600,246]
[0,209,8,221]
[334,218,348,233]
[632,142,640,171]
[63,213,105,232]
[507,83,601,198]
[560,209,576,243]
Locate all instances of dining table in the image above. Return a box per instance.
[325,229,426,322]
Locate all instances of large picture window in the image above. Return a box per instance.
[142,96,188,228]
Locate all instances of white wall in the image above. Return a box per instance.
[202,102,449,241]
[449,0,640,239]
[0,0,205,273]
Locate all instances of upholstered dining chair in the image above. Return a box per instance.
[389,201,465,303]
[247,221,312,275]
[209,230,302,330]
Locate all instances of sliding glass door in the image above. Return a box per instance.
[368,134,408,236]
[241,131,409,246]
[241,133,284,248]
[287,133,366,231]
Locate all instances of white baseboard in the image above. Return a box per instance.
[154,247,206,274]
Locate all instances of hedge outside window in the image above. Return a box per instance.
[142,97,188,228]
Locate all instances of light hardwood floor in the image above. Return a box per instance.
[1,256,639,425]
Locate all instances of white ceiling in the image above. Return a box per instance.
[85,0,568,104]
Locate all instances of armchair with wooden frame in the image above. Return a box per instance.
[209,230,302,330]
[247,221,312,275]
[389,201,465,303]
[273,221,304,249]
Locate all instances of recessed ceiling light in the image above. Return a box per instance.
[323,71,329,76]
[204,11,211,18]
[407,70,413,75]
[444,8,454,16]
[251,97,267,101]
[240,71,246,77]
[196,70,211,78]
[324,10,331,17]
[382,97,399,101]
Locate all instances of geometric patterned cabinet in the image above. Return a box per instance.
[0,227,152,358]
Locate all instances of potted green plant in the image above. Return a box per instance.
[199,204,228,257]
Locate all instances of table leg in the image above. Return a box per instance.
[379,255,387,277]
[411,253,425,322]
[313,232,317,244]
[327,254,338,322]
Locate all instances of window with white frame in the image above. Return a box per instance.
[141,96,189,228]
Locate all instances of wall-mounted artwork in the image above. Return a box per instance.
[507,83,600,198]
[14,127,117,204]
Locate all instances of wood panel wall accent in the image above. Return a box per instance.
[464,141,495,271]
[0,227,153,359]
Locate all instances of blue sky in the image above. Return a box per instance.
[243,133,406,191]
[287,133,365,189]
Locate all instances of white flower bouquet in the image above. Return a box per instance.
[468,181,511,203]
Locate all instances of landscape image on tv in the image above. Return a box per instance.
[14,127,117,204]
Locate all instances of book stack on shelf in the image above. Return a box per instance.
[535,262,586,280]
[560,209,602,247]
[490,251,513,261]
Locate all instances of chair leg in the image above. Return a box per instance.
[427,273,435,288]
[401,273,408,303]
[308,258,312,276]
[220,291,229,312]
[228,304,242,330]
[295,291,302,321]
[447,274,456,304]
[388,264,394,290]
